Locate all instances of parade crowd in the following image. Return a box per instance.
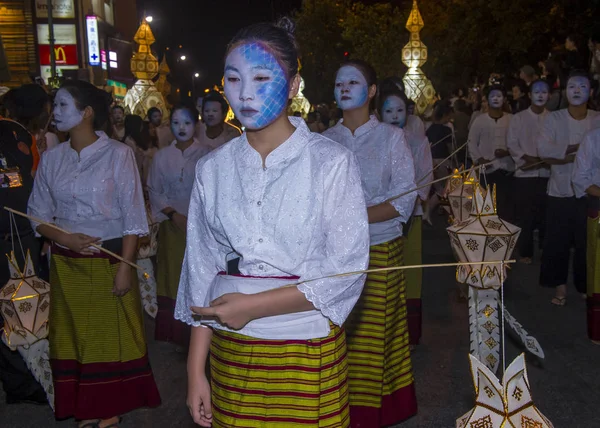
[1,19,600,428]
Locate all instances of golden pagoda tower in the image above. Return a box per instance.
[402,0,435,115]
[155,53,172,102]
[124,18,169,119]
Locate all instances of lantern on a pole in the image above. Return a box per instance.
[0,251,50,350]
[447,169,481,225]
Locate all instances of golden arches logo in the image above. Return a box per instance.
[50,47,67,64]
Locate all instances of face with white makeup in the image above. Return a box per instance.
[566,75,591,107]
[53,88,85,132]
[170,107,197,143]
[487,89,505,110]
[380,95,407,129]
[334,65,373,111]
[224,43,293,130]
[529,81,550,108]
[202,101,224,128]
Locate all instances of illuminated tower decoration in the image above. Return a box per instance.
[124,19,169,119]
[288,77,311,118]
[155,53,172,103]
[402,0,436,115]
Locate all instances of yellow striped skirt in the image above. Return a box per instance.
[345,236,417,427]
[210,325,350,427]
[49,243,161,420]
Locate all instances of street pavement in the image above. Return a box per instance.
[1,215,598,427]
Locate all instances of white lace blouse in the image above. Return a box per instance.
[28,131,148,241]
[175,117,370,329]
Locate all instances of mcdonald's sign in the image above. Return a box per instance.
[38,44,78,66]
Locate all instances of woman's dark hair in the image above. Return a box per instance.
[201,91,229,118]
[170,102,199,124]
[567,69,591,84]
[111,105,124,113]
[60,80,111,130]
[147,106,161,119]
[432,100,454,122]
[512,79,529,96]
[3,84,50,133]
[376,86,408,117]
[340,59,377,87]
[528,79,551,93]
[379,76,405,94]
[124,114,155,150]
[485,84,507,99]
[227,17,299,79]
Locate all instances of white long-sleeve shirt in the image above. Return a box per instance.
[468,113,514,173]
[174,117,370,331]
[323,116,416,245]
[407,130,433,215]
[28,131,148,241]
[537,109,600,197]
[147,139,208,222]
[195,122,241,152]
[572,128,600,198]
[507,107,550,178]
[406,115,425,139]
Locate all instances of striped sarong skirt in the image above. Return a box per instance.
[210,325,350,427]
[155,220,190,346]
[587,207,600,341]
[345,236,417,427]
[49,242,161,420]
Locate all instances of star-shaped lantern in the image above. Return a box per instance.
[447,168,482,225]
[457,353,553,428]
[0,251,50,350]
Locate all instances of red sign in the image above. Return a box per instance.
[38,44,78,66]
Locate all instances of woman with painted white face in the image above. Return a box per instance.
[194,90,241,152]
[507,80,551,265]
[147,103,209,348]
[27,80,161,427]
[323,60,418,427]
[176,19,369,428]
[572,127,600,345]
[378,87,433,347]
[537,71,600,306]
[467,84,515,222]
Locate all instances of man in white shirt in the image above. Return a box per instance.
[537,71,600,305]
[468,84,514,222]
[507,80,551,264]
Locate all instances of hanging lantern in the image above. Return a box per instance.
[447,169,481,225]
[447,184,520,289]
[0,251,50,350]
[447,185,521,371]
[457,353,554,428]
[441,167,466,220]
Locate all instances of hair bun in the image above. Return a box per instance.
[276,16,296,37]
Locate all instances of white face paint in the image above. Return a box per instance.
[530,81,549,107]
[380,95,407,129]
[170,109,196,143]
[487,90,504,109]
[203,101,224,127]
[53,88,84,132]
[566,76,591,106]
[334,65,369,111]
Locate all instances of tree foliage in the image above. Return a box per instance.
[295,0,600,103]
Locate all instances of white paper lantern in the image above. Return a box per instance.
[457,353,553,428]
[447,169,481,225]
[1,251,50,350]
[447,185,521,289]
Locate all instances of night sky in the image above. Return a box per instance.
[136,0,303,96]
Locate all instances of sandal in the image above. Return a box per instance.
[104,417,123,428]
[551,296,566,306]
[79,421,101,428]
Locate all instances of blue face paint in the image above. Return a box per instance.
[223,43,289,130]
[380,96,407,129]
[171,109,196,143]
[334,65,369,111]
[530,81,549,107]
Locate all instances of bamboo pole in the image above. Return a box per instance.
[4,207,147,274]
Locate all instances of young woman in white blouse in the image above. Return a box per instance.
[378,86,433,347]
[28,80,160,428]
[176,19,369,428]
[147,103,209,348]
[323,60,418,427]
